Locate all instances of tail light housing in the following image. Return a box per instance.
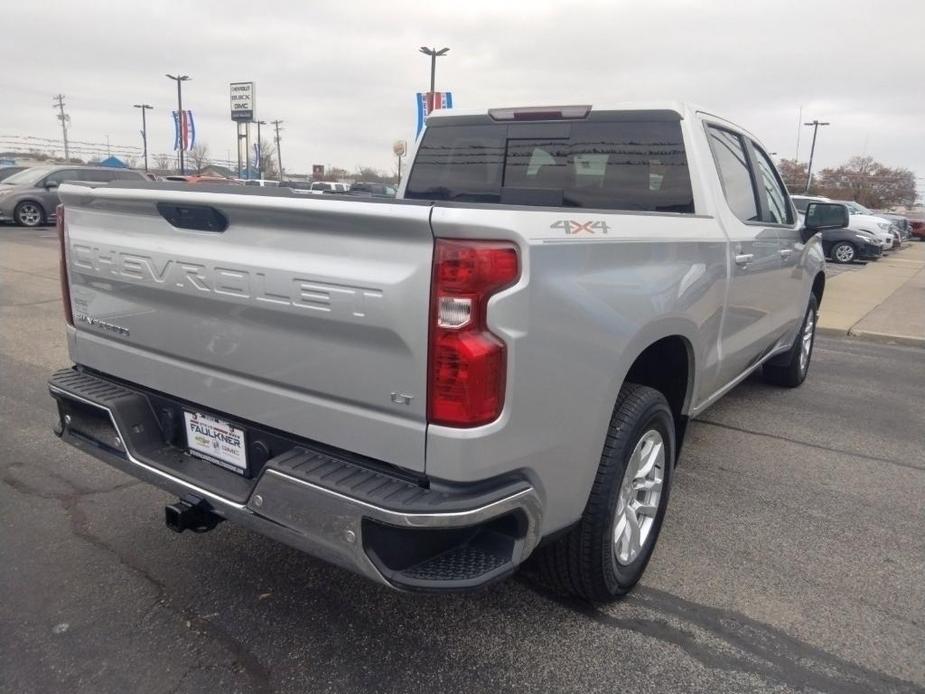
[56,204,74,326]
[428,240,519,427]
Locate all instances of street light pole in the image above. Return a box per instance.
[133,104,153,172]
[418,46,449,94]
[165,73,190,174]
[803,119,830,194]
[256,120,266,179]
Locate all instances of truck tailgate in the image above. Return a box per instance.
[59,184,433,472]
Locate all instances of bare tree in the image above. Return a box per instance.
[153,153,174,172]
[353,166,388,183]
[257,140,278,179]
[776,159,808,193]
[814,156,916,208]
[322,166,349,181]
[122,155,139,169]
[188,144,210,174]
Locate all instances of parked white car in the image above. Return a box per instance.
[309,181,349,194]
[792,196,893,249]
[242,179,280,188]
[831,200,901,249]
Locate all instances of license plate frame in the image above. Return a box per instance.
[183,410,248,476]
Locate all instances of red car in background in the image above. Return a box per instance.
[910,219,925,241]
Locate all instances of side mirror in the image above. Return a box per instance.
[802,202,848,241]
[45,181,59,190]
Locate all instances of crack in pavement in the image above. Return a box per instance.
[0,265,60,282]
[1,463,273,694]
[695,418,924,473]
[0,297,61,308]
[521,580,924,694]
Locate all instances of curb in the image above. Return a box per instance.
[816,326,848,338]
[846,329,925,349]
[817,324,925,348]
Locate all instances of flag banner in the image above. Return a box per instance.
[172,110,196,151]
[416,91,453,137]
[252,142,260,169]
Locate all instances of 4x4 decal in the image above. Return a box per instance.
[550,220,611,235]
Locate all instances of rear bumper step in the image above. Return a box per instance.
[48,368,542,591]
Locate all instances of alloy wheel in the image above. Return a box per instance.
[834,243,855,263]
[799,307,815,374]
[613,429,665,566]
[16,203,43,227]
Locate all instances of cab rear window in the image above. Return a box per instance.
[405,119,694,213]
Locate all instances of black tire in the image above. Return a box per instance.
[14,200,45,227]
[533,383,675,602]
[830,241,856,264]
[763,294,818,388]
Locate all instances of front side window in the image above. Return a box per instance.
[405,118,694,212]
[707,126,758,222]
[752,144,793,224]
[2,167,54,186]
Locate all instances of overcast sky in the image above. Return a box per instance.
[2,0,923,185]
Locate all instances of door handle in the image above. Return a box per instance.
[778,249,793,258]
[734,253,754,267]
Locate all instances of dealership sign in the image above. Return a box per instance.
[230,82,255,122]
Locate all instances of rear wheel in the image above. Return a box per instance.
[830,241,856,264]
[533,383,674,602]
[763,295,818,388]
[14,201,45,227]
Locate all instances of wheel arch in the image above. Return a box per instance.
[811,272,825,307]
[621,333,695,458]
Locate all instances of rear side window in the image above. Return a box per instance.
[752,144,793,224]
[44,169,85,186]
[707,126,759,222]
[406,119,694,213]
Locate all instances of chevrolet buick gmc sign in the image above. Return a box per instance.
[230,82,255,121]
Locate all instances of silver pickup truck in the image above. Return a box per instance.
[48,103,849,601]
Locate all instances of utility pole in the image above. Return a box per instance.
[166,73,190,174]
[53,94,70,161]
[237,123,245,179]
[244,122,251,179]
[256,120,266,179]
[272,120,284,182]
[133,104,153,172]
[803,120,830,194]
[418,46,450,94]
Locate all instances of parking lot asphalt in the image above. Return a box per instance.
[2,226,924,694]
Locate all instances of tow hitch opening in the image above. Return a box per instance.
[165,495,223,534]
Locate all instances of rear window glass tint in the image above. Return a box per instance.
[405,120,694,213]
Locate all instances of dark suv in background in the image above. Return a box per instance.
[0,165,146,227]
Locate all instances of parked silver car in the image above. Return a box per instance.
[0,165,146,227]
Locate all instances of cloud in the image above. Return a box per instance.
[3,0,923,184]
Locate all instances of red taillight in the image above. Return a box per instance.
[56,204,74,326]
[428,240,519,427]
